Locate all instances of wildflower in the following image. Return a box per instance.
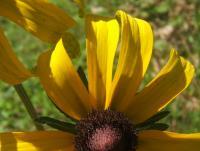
[1,9,200,151]
[0,0,75,84]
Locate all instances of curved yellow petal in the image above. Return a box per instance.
[125,49,194,124]
[0,131,74,151]
[107,10,153,110]
[0,0,75,43]
[138,130,200,151]
[86,15,119,109]
[36,37,92,119]
[0,27,31,84]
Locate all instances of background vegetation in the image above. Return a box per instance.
[0,0,199,133]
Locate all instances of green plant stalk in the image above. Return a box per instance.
[14,84,44,130]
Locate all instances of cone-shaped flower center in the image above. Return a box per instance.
[88,125,121,151]
[75,110,137,151]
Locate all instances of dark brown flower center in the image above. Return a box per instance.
[75,109,137,151]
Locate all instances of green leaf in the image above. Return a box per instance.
[77,66,88,89]
[35,116,77,134]
[146,123,169,131]
[135,111,170,128]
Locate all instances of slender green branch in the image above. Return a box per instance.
[14,84,44,130]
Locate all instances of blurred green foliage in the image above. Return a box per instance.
[0,0,199,133]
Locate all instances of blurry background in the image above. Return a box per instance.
[0,0,199,133]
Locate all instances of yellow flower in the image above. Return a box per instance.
[0,0,75,84]
[1,10,200,151]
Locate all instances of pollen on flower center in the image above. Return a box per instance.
[75,109,137,151]
[88,125,121,151]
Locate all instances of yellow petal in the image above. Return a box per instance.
[86,15,119,109]
[0,0,75,43]
[125,49,195,124]
[107,10,153,109]
[0,27,31,84]
[138,130,200,151]
[0,131,74,151]
[36,37,92,119]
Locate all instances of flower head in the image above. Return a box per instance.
[0,4,199,151]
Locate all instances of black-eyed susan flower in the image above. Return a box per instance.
[1,9,200,151]
[0,0,75,85]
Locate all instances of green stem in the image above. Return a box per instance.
[14,84,44,130]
